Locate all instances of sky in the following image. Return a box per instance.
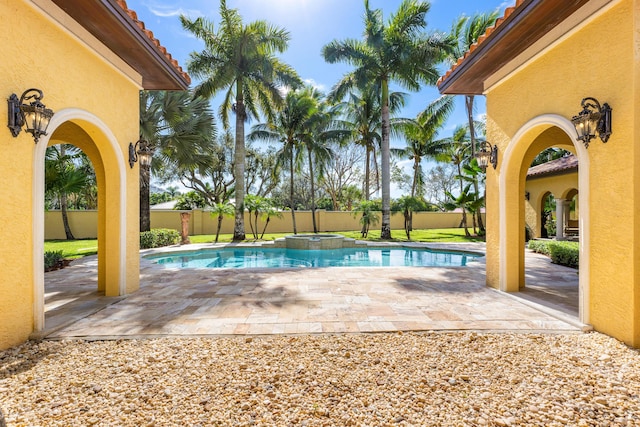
[128,0,509,130]
[126,0,511,192]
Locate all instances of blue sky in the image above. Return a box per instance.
[128,0,510,139]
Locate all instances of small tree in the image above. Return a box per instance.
[392,196,427,240]
[354,200,381,238]
[210,202,235,243]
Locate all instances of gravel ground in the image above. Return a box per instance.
[1,332,639,426]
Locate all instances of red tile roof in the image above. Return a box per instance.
[437,0,523,88]
[527,155,578,178]
[437,0,592,95]
[115,0,190,85]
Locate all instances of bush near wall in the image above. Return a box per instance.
[140,228,180,249]
[527,239,579,268]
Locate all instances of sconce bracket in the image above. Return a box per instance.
[7,94,23,137]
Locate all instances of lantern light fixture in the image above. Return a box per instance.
[476,140,498,171]
[7,88,54,143]
[128,139,153,168]
[571,97,612,147]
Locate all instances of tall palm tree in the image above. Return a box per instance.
[438,125,472,236]
[302,93,347,232]
[181,1,301,240]
[450,11,499,233]
[323,0,453,239]
[336,87,406,200]
[248,87,316,234]
[392,95,455,198]
[139,90,215,232]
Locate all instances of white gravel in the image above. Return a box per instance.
[1,332,639,426]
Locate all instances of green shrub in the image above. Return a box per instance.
[548,241,579,268]
[528,239,579,268]
[44,250,64,271]
[140,228,180,249]
[545,219,556,237]
[527,239,551,255]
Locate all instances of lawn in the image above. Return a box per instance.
[46,228,483,258]
[43,239,98,259]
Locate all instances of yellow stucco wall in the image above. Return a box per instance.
[485,0,640,345]
[0,1,142,349]
[45,210,480,238]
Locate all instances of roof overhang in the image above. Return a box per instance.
[438,0,591,95]
[51,0,190,90]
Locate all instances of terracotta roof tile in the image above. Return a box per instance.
[437,0,520,86]
[527,155,578,178]
[115,0,191,85]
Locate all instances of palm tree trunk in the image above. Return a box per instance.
[380,80,391,240]
[308,148,318,233]
[140,163,151,233]
[215,214,223,243]
[233,80,246,241]
[364,146,371,200]
[61,192,75,240]
[289,153,297,235]
[411,158,419,198]
[457,163,471,237]
[466,95,485,233]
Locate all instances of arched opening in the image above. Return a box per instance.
[33,109,128,333]
[500,114,589,324]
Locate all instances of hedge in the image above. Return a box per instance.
[140,228,181,249]
[527,239,579,268]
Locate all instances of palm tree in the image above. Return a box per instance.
[323,0,453,239]
[248,87,316,234]
[392,95,455,198]
[139,90,215,232]
[210,202,235,243]
[439,126,472,236]
[45,144,89,240]
[181,2,301,240]
[302,93,347,232]
[450,11,499,233]
[336,87,406,200]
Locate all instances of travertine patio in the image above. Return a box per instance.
[39,243,586,340]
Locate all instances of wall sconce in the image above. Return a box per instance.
[128,139,153,168]
[8,88,55,143]
[525,191,530,201]
[476,140,498,171]
[571,97,611,147]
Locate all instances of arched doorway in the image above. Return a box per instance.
[33,109,128,332]
[499,114,590,324]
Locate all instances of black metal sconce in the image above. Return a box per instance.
[128,138,153,168]
[476,140,498,171]
[8,88,54,143]
[525,191,530,201]
[571,97,612,147]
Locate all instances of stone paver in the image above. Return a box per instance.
[42,243,585,339]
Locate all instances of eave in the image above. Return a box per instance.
[437,0,590,95]
[50,0,190,90]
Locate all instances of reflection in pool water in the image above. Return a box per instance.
[145,247,480,269]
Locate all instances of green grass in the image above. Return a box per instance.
[46,228,483,259]
[43,239,98,259]
[191,228,484,244]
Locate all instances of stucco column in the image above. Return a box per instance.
[555,198,565,240]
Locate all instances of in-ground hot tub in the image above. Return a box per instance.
[284,234,346,250]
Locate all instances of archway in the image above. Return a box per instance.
[499,114,590,324]
[33,109,128,332]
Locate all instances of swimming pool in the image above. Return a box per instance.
[145,246,480,269]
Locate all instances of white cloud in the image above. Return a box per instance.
[303,78,326,92]
[148,5,202,18]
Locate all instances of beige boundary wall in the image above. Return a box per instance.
[45,210,482,239]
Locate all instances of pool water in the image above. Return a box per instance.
[146,247,479,269]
